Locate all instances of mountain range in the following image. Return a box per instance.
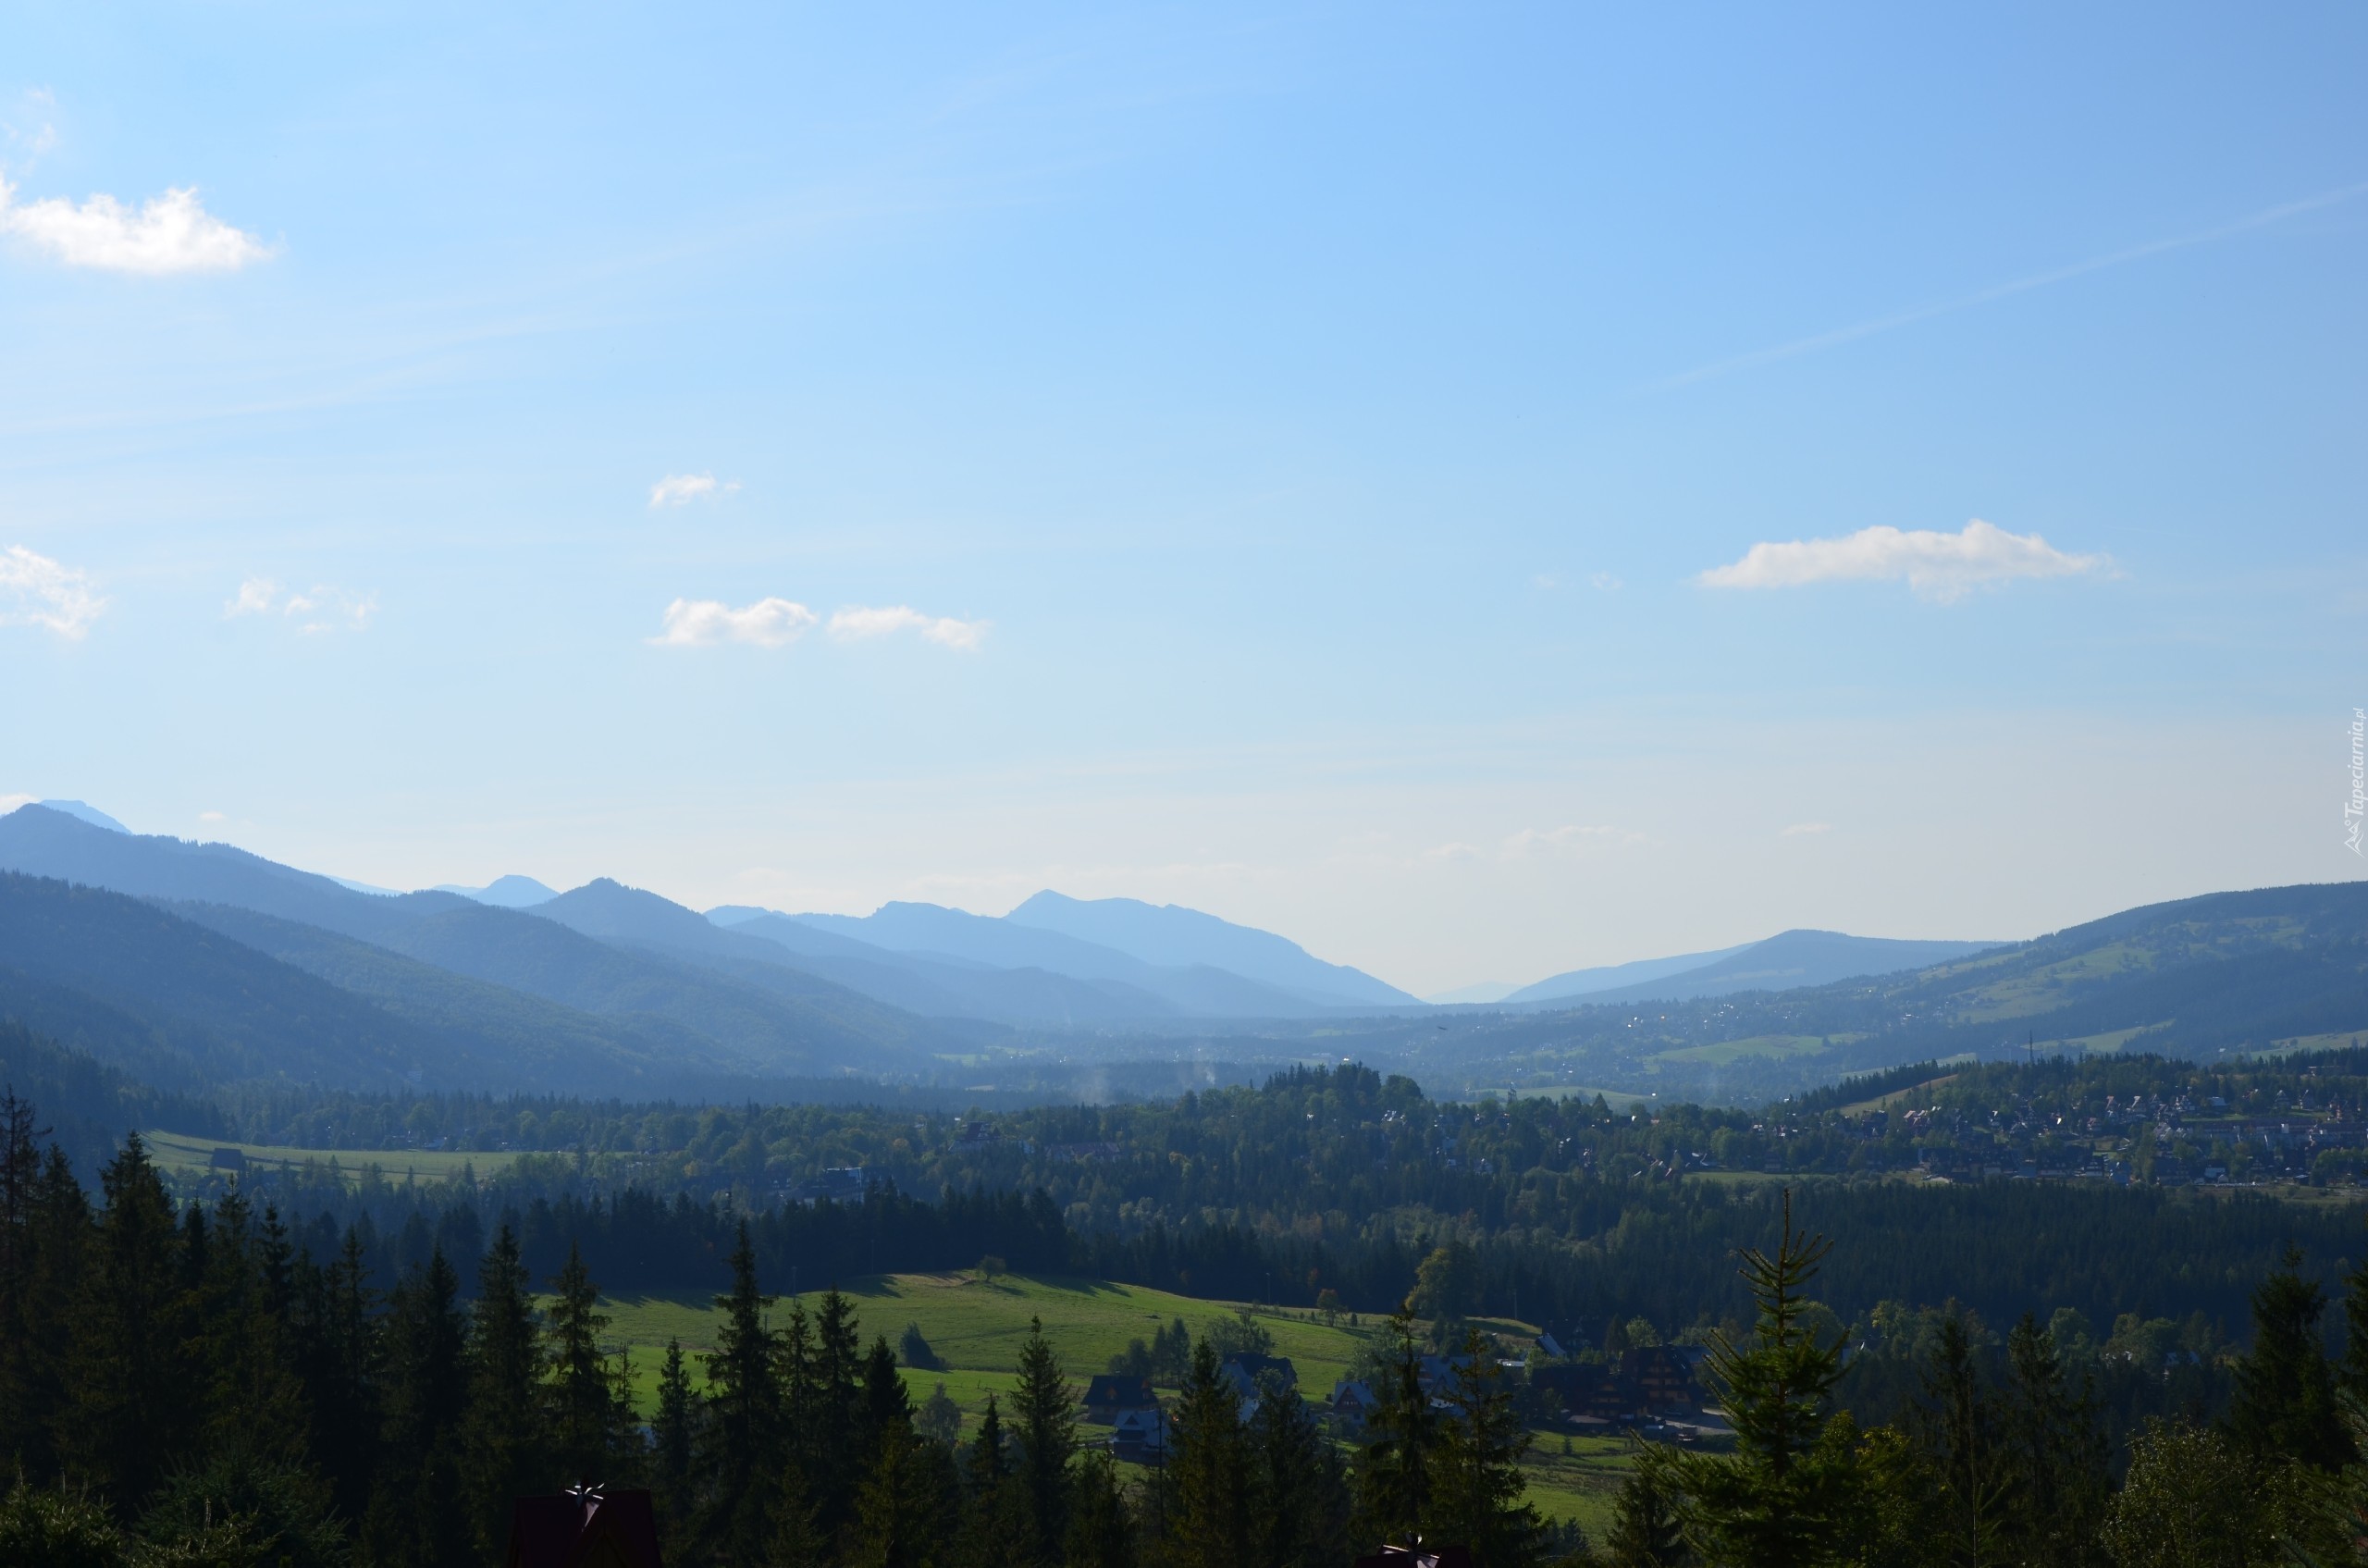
[9,799,2337,1109]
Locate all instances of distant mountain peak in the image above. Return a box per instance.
[433,874,558,908]
[34,800,130,834]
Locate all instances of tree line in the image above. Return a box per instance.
[0,1091,1547,1568]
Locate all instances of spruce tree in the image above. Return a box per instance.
[652,1337,697,1549]
[1165,1340,1251,1568]
[2000,1313,2107,1568]
[365,1248,471,1568]
[695,1221,781,1566]
[1012,1315,1077,1568]
[865,1333,914,1452]
[548,1240,632,1486]
[1429,1327,1543,1568]
[2228,1246,2350,1470]
[1602,1462,1687,1568]
[1916,1315,2009,1568]
[462,1224,546,1562]
[65,1132,198,1511]
[811,1287,867,1542]
[1249,1363,1349,1568]
[300,1226,385,1531]
[1064,1450,1136,1568]
[12,1142,86,1485]
[1351,1308,1437,1549]
[1657,1191,1865,1568]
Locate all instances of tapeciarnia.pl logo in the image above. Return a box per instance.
[2349,708,2365,856]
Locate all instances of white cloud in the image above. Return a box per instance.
[1782,821,1832,837]
[1501,824,1644,858]
[1698,519,2108,601]
[1590,572,1623,592]
[650,597,818,648]
[226,578,374,633]
[0,794,34,814]
[0,174,271,275]
[226,577,278,616]
[649,474,739,508]
[198,810,227,823]
[828,604,989,651]
[0,545,105,637]
[3,90,58,167]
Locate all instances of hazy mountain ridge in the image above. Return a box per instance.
[1350,880,2368,1103]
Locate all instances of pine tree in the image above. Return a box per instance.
[811,1286,867,1543]
[1429,1327,1544,1568]
[653,1337,697,1550]
[299,1226,385,1531]
[364,1248,471,1568]
[695,1221,781,1566]
[1351,1308,1437,1549]
[958,1395,1029,1568]
[1249,1362,1349,1568]
[1999,1313,2107,1568]
[865,1333,914,1452]
[9,1142,84,1485]
[1164,1340,1251,1568]
[1064,1450,1136,1568]
[462,1224,546,1562]
[1916,1315,2010,1568]
[1603,1461,1688,1568]
[0,1088,45,1463]
[548,1240,630,1486]
[1013,1315,1077,1568]
[1656,1191,1865,1568]
[2227,1246,2350,1470]
[64,1132,198,1511]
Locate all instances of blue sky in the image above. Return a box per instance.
[2,3,2362,994]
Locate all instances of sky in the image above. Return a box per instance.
[2,3,2363,997]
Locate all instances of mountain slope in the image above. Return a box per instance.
[159,899,745,1088]
[1002,891,1417,1007]
[0,872,480,1091]
[1356,881,2368,1104]
[716,910,1186,1025]
[1537,930,2004,1007]
[1502,943,1757,1005]
[784,900,1347,1018]
[0,807,944,1075]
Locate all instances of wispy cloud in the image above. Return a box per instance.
[0,174,272,275]
[198,810,227,823]
[1699,519,2107,602]
[828,604,990,651]
[1781,821,1832,837]
[226,577,375,633]
[1663,179,2368,388]
[0,794,34,814]
[650,597,818,648]
[0,545,105,637]
[3,89,57,168]
[649,473,739,508]
[1502,824,1644,858]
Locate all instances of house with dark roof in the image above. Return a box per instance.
[1327,1378,1380,1436]
[1081,1374,1159,1425]
[1110,1405,1171,1465]
[1218,1352,1298,1414]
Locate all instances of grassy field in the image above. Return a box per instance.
[1651,1034,1832,1067]
[596,1270,1383,1424]
[1517,1435,1635,1537]
[145,1130,525,1187]
[589,1268,1632,1526]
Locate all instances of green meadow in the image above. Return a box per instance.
[586,1268,1627,1537]
[144,1129,525,1187]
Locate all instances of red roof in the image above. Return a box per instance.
[506,1488,663,1568]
